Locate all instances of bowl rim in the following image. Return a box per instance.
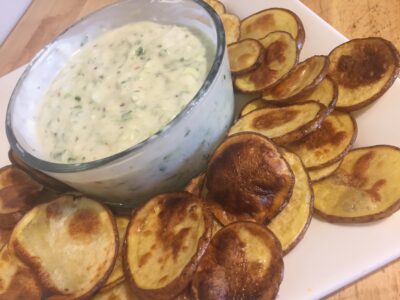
[6,0,226,173]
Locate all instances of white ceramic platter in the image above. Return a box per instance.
[1,0,400,299]
[222,0,400,299]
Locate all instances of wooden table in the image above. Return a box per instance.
[0,1,399,299]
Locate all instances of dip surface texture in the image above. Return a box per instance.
[37,21,209,163]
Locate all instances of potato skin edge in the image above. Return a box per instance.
[277,150,315,256]
[262,55,330,103]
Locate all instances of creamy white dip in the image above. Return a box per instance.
[36,21,209,163]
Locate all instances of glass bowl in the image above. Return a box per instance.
[6,0,234,209]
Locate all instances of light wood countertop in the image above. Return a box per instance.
[0,1,399,299]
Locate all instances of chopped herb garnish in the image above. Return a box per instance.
[158,49,167,57]
[121,110,133,121]
[74,96,81,101]
[136,46,144,56]
[67,157,77,162]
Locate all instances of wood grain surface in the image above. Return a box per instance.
[0,0,399,299]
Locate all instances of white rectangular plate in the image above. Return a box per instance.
[0,0,400,299]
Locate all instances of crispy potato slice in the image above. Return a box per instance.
[0,166,43,229]
[314,146,400,223]
[220,14,240,45]
[204,199,250,226]
[228,39,264,75]
[262,55,330,102]
[239,98,280,116]
[287,110,357,170]
[203,0,225,16]
[240,77,338,116]
[240,8,305,50]
[240,98,268,116]
[9,195,118,299]
[289,76,338,111]
[267,151,313,254]
[308,159,342,182]
[8,150,72,192]
[0,165,41,189]
[229,101,328,145]
[94,281,138,300]
[234,31,299,93]
[206,133,294,223]
[0,246,42,299]
[102,216,129,290]
[174,287,193,300]
[124,192,212,300]
[328,37,400,111]
[0,185,41,229]
[184,174,205,197]
[210,216,223,237]
[0,228,12,250]
[192,222,284,300]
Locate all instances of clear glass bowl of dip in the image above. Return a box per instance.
[6,0,234,209]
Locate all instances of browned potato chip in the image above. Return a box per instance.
[230,101,328,145]
[94,281,139,300]
[203,0,225,16]
[0,186,40,229]
[101,216,130,291]
[240,98,269,116]
[0,246,43,299]
[0,165,40,189]
[328,37,400,111]
[9,195,118,299]
[184,174,205,197]
[228,39,264,75]
[240,8,305,50]
[204,199,250,226]
[234,31,299,93]
[192,222,284,300]
[220,14,240,45]
[262,55,329,102]
[0,228,12,250]
[287,110,357,170]
[174,287,194,300]
[0,165,43,229]
[124,192,212,300]
[210,216,223,237]
[206,133,294,224]
[314,146,400,223]
[8,150,72,193]
[289,76,338,112]
[268,151,313,254]
[308,159,342,182]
